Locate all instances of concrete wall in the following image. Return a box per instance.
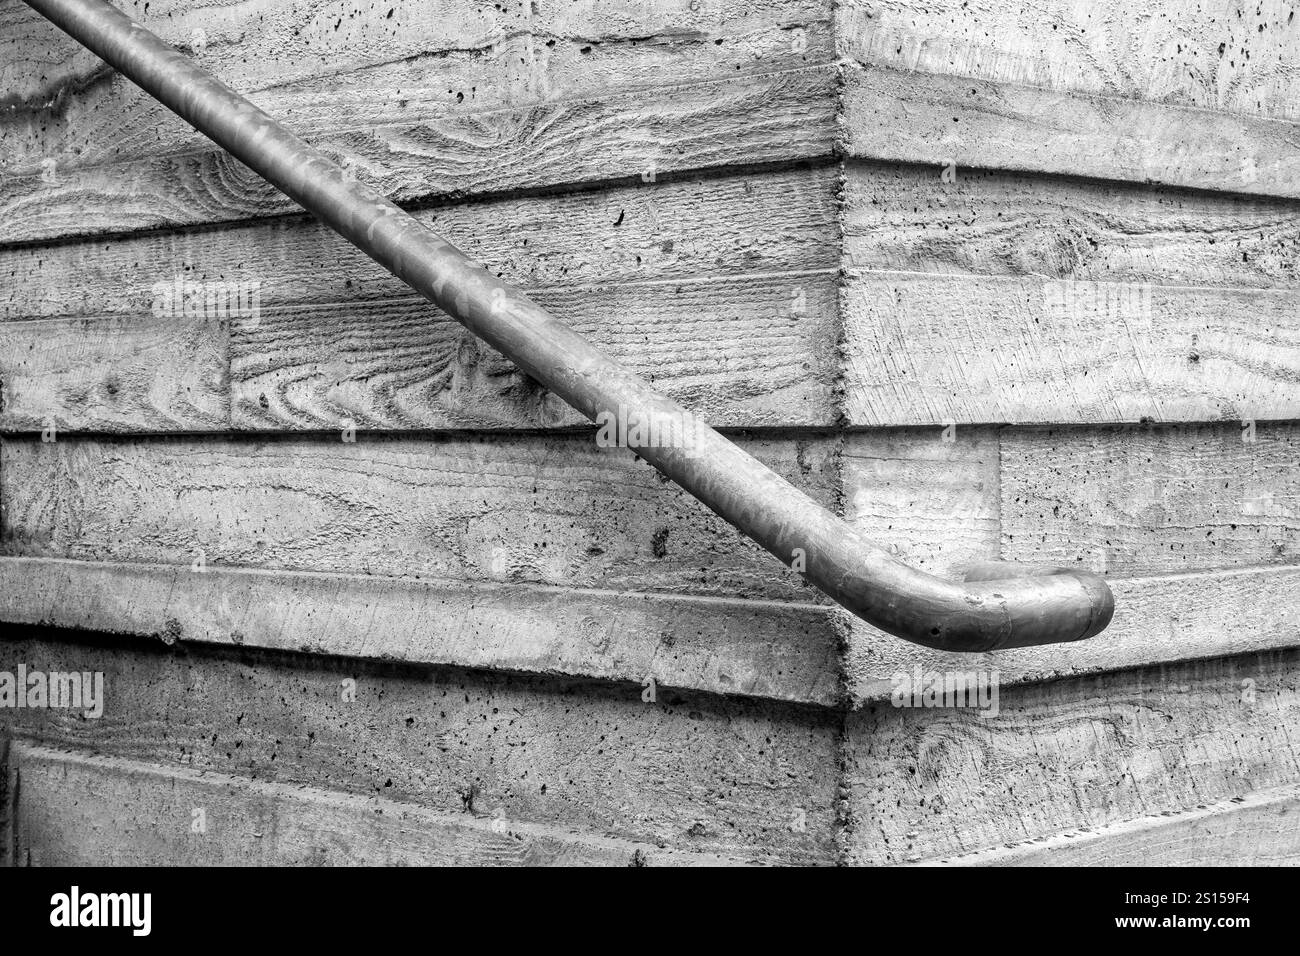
[1,0,1297,864]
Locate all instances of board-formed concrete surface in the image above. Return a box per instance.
[2,0,1298,864]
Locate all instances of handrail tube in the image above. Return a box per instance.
[22,0,1114,651]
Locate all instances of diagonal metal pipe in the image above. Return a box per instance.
[22,0,1114,651]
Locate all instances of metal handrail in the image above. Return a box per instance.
[22,0,1114,652]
